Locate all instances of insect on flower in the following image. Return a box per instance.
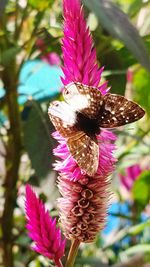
[48,82,145,176]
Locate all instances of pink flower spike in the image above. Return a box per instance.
[25,185,66,265]
[120,164,142,191]
[49,0,117,242]
[62,0,106,89]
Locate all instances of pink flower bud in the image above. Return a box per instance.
[25,185,66,262]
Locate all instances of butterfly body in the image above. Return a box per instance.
[48,82,145,176]
[75,112,100,137]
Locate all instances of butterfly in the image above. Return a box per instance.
[48,82,145,176]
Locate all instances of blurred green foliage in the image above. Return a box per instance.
[0,0,150,267]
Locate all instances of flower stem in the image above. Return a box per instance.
[54,259,64,267]
[2,61,21,267]
[65,239,80,267]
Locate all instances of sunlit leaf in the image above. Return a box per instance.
[83,0,150,71]
[132,171,150,208]
[128,220,150,236]
[28,0,54,11]
[127,0,143,17]
[133,68,150,117]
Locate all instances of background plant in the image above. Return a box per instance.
[0,0,150,267]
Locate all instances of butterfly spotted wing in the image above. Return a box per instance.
[67,134,99,176]
[63,82,102,118]
[99,94,145,128]
[48,100,78,138]
[48,98,99,176]
[48,82,145,177]
[49,82,102,138]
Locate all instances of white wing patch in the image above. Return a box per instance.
[48,101,76,126]
[63,83,89,111]
[63,82,103,119]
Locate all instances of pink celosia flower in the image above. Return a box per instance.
[54,130,116,242]
[61,0,109,94]
[42,52,61,66]
[120,164,142,191]
[51,0,117,242]
[57,173,112,242]
[25,185,66,266]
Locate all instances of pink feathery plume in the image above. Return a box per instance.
[50,0,117,242]
[25,185,66,265]
[53,0,115,183]
[61,0,109,94]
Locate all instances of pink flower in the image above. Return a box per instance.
[42,52,61,66]
[57,171,113,242]
[25,185,66,265]
[53,0,116,182]
[120,164,142,191]
[50,0,117,242]
[126,68,133,83]
[61,0,109,94]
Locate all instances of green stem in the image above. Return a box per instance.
[14,3,28,39]
[65,239,80,267]
[1,63,22,267]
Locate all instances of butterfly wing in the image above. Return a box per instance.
[48,101,78,138]
[99,94,145,128]
[63,82,103,119]
[48,100,99,176]
[67,133,99,176]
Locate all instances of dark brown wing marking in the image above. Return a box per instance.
[99,94,145,128]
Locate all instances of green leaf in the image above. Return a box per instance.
[1,46,21,66]
[132,171,150,208]
[127,0,144,17]
[128,220,150,236]
[28,0,54,11]
[133,68,150,117]
[83,0,150,71]
[100,50,126,95]
[23,101,54,178]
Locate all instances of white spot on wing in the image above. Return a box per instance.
[112,117,117,121]
[105,105,112,112]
